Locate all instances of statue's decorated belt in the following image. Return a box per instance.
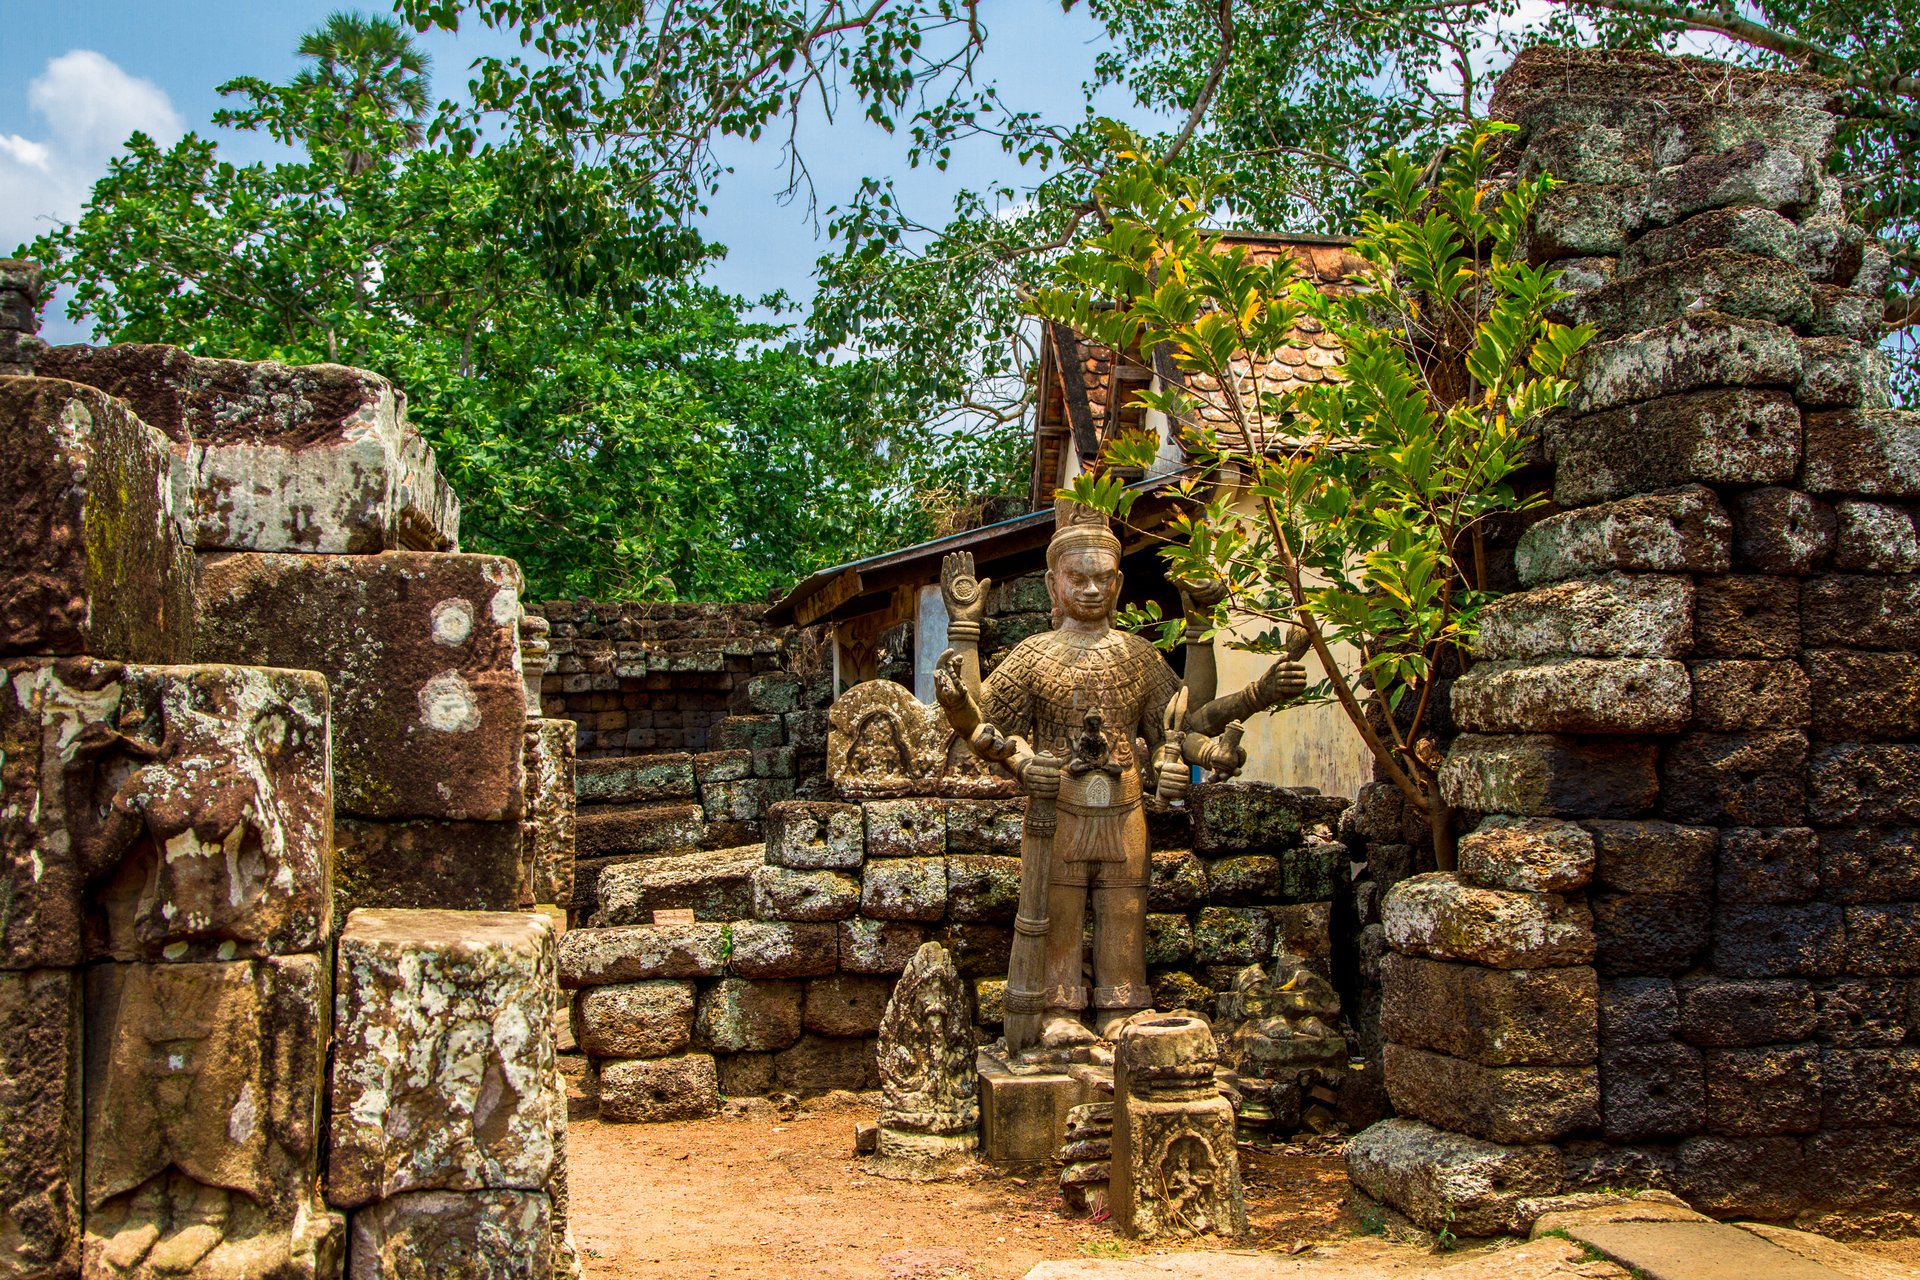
[1053,766,1142,815]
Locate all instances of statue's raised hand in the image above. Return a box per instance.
[1176,574,1229,626]
[1254,658,1308,709]
[940,551,990,626]
[933,649,970,713]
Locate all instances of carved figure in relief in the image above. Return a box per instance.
[933,501,1306,1057]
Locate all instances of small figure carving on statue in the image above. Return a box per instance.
[932,501,1306,1058]
[1159,1134,1221,1233]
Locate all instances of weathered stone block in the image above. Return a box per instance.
[38,344,458,555]
[944,798,1025,855]
[1191,907,1273,965]
[1585,819,1716,894]
[1821,1047,1920,1127]
[1344,1117,1563,1237]
[945,855,1021,922]
[1661,731,1806,826]
[1810,284,1888,341]
[835,919,925,974]
[1149,851,1208,911]
[574,753,695,804]
[931,922,1013,977]
[1797,337,1891,408]
[860,857,948,922]
[742,673,802,715]
[1816,979,1909,1047]
[0,379,192,662]
[862,798,946,859]
[1716,826,1818,903]
[1676,978,1816,1048]
[348,1190,549,1280]
[693,978,802,1052]
[727,921,838,979]
[1573,312,1802,414]
[1807,650,1920,740]
[751,865,859,922]
[1618,207,1801,276]
[1687,660,1810,732]
[1601,1042,1705,1141]
[1472,574,1693,660]
[1568,252,1813,340]
[0,968,81,1279]
[716,1052,776,1097]
[1192,781,1327,853]
[1843,905,1920,977]
[1384,1044,1598,1143]
[710,716,783,750]
[598,1054,719,1122]
[1804,409,1920,496]
[334,819,527,921]
[1286,841,1344,903]
[523,719,576,907]
[1458,817,1594,893]
[700,775,780,824]
[1809,743,1920,824]
[1381,954,1598,1066]
[1515,485,1730,586]
[1547,389,1801,506]
[85,955,341,1275]
[557,923,726,987]
[1705,1045,1822,1137]
[1693,575,1800,657]
[763,801,863,870]
[1590,891,1710,975]
[1712,902,1844,977]
[1818,828,1920,904]
[575,805,706,860]
[1203,856,1284,904]
[1143,914,1195,966]
[1527,182,1632,258]
[1675,1133,1812,1220]
[1833,502,1920,572]
[574,981,695,1059]
[1440,735,1659,818]
[195,551,526,821]
[1383,874,1594,969]
[1451,657,1691,735]
[802,974,893,1037]
[1803,575,1920,651]
[1642,140,1822,227]
[330,910,557,1207]
[1731,487,1835,572]
[1599,977,1677,1046]
[1802,1128,1920,1211]
[773,1034,878,1094]
[593,845,759,925]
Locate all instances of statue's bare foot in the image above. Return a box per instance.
[1039,1011,1101,1050]
[1092,1007,1151,1039]
[147,1222,222,1275]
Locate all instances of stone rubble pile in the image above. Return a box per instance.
[1351,46,1920,1237]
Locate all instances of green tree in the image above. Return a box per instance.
[1030,127,1593,863]
[290,10,434,174]
[19,29,942,602]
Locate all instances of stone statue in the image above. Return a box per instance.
[868,942,979,1180]
[1112,1014,1246,1240]
[933,501,1306,1056]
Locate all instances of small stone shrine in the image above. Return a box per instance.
[1216,952,1349,1139]
[865,942,980,1180]
[1112,1015,1247,1241]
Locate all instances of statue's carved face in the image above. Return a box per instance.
[1048,547,1122,625]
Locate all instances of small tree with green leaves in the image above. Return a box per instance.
[1029,123,1594,865]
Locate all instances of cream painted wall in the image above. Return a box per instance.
[1216,636,1376,799]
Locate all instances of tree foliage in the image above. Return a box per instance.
[1031,127,1593,859]
[19,15,982,603]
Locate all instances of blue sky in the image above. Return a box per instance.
[0,1,1168,341]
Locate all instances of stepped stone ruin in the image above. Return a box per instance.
[0,279,579,1280]
[1349,45,1920,1239]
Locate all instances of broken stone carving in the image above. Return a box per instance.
[1111,1015,1247,1241]
[866,942,979,1180]
[83,955,344,1279]
[1057,1101,1114,1216]
[826,679,1015,798]
[1216,953,1349,1138]
[932,502,1306,1056]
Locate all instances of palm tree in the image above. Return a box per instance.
[293,11,432,176]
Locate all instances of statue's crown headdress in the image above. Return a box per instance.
[1047,497,1122,569]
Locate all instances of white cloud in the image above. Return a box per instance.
[2,50,183,336]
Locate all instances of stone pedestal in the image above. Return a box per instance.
[1111,1016,1246,1241]
[976,1052,1101,1166]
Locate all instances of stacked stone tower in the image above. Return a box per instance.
[1351,47,1917,1235]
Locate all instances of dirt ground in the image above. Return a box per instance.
[566,1100,1920,1280]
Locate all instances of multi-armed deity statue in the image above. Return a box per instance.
[934,500,1305,1057]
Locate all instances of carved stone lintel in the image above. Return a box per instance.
[826,680,1015,798]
